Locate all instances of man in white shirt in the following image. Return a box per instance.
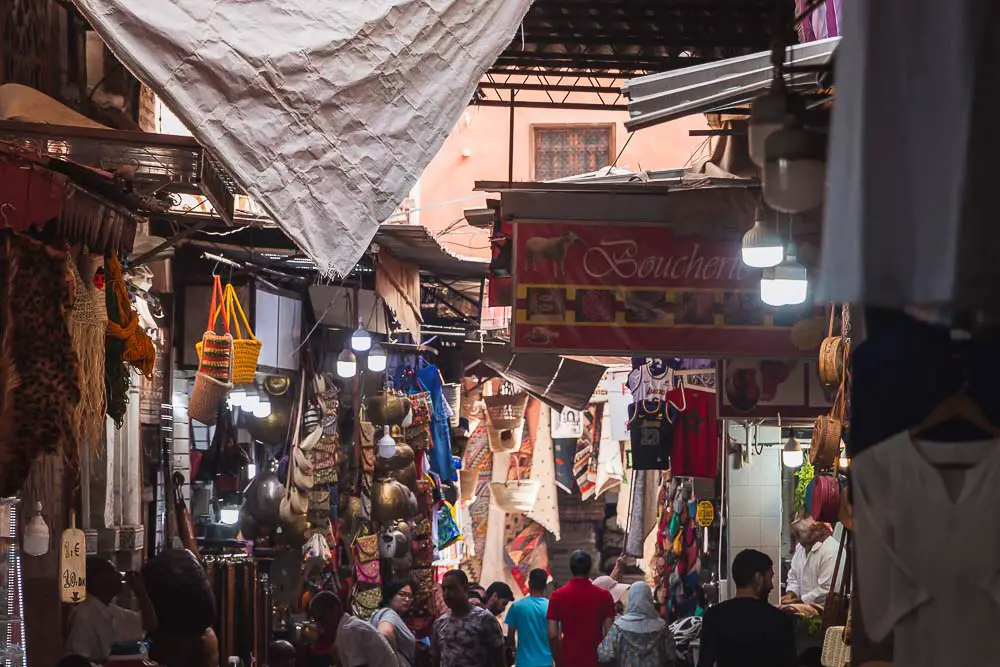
[309,591,398,667]
[65,557,157,663]
[781,519,840,606]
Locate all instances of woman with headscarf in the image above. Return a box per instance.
[370,580,417,667]
[598,582,677,666]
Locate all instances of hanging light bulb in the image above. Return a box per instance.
[252,393,272,419]
[838,453,850,469]
[242,388,260,411]
[337,349,358,378]
[741,203,784,268]
[761,243,808,307]
[377,431,397,458]
[229,387,247,407]
[23,502,50,556]
[762,124,828,214]
[782,436,804,468]
[749,73,804,167]
[367,343,388,372]
[351,320,372,352]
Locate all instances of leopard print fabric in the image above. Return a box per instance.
[0,233,80,496]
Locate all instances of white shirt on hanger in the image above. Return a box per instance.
[786,536,840,605]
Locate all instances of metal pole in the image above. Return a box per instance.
[508,89,516,185]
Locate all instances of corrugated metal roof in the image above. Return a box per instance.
[374,224,489,281]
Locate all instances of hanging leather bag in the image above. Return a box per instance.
[280,375,309,523]
[822,531,852,632]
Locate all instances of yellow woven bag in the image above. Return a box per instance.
[196,283,262,384]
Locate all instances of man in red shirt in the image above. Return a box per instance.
[546,551,615,667]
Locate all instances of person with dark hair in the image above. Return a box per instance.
[308,591,397,667]
[65,557,157,663]
[505,569,553,667]
[370,580,417,667]
[432,570,506,667]
[468,583,487,608]
[268,639,296,667]
[546,550,615,667]
[697,549,796,667]
[485,581,515,616]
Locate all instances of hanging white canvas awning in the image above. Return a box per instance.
[73,0,531,275]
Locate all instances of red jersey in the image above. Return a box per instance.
[546,578,615,667]
[666,387,719,479]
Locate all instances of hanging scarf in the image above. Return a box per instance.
[615,582,666,634]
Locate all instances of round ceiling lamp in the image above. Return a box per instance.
[760,244,808,307]
[367,343,388,373]
[351,321,372,352]
[741,203,784,268]
[762,125,828,214]
[337,348,358,378]
[782,436,803,468]
[749,75,805,167]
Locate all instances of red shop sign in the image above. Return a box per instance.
[511,220,824,358]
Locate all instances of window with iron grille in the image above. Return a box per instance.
[533,125,614,181]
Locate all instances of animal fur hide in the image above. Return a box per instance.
[0,234,80,496]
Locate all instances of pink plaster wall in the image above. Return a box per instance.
[412,106,712,259]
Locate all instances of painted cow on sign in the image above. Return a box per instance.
[523,231,582,277]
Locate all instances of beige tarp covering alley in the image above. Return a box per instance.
[73,1,532,275]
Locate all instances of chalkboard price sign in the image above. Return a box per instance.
[60,511,87,603]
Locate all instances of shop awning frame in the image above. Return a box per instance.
[622,36,840,131]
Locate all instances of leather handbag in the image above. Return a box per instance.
[822,531,852,632]
[811,474,842,524]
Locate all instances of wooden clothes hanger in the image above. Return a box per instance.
[911,383,1000,438]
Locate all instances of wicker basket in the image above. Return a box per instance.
[485,389,528,431]
[818,305,850,388]
[811,414,843,469]
[490,479,540,513]
[188,371,232,425]
[820,626,851,667]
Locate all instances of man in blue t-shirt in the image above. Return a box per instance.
[505,569,554,667]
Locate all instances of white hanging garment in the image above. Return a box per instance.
[819,0,1000,310]
[74,0,532,275]
[852,431,1000,667]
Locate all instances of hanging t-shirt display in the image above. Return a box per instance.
[666,386,720,479]
[628,399,676,470]
[628,361,674,403]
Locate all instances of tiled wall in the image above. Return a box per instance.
[726,427,783,603]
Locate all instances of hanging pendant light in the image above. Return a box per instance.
[762,124,828,214]
[337,348,358,378]
[367,343,388,372]
[252,393,272,419]
[741,202,784,268]
[782,436,803,468]
[761,243,808,307]
[749,73,805,167]
[23,502,50,556]
[351,320,372,352]
[377,431,397,458]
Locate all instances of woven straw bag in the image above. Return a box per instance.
[459,468,478,502]
[196,283,261,384]
[490,479,541,513]
[188,371,231,425]
[812,380,846,470]
[195,276,234,383]
[818,305,849,389]
[821,626,851,666]
[485,384,528,431]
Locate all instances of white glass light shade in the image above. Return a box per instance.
[761,248,808,306]
[252,394,272,418]
[229,388,247,407]
[351,325,372,352]
[219,508,240,525]
[782,438,803,468]
[749,80,804,167]
[367,344,388,372]
[377,432,397,458]
[741,219,784,268]
[23,502,50,556]
[762,126,828,214]
[337,349,358,378]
